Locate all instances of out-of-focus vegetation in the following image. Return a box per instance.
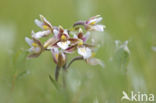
[0,0,156,103]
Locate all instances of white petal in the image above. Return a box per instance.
[32,30,51,39]
[92,25,105,32]
[83,32,90,42]
[78,47,92,59]
[28,47,34,52]
[63,29,68,34]
[51,47,59,57]
[57,41,70,50]
[53,29,59,37]
[88,17,103,24]
[34,19,43,29]
[34,47,41,53]
[52,47,59,54]
[87,58,104,68]
[120,40,130,54]
[63,29,69,37]
[73,34,78,39]
[51,47,59,63]
[40,15,52,28]
[28,47,41,53]
[95,17,103,23]
[25,37,33,46]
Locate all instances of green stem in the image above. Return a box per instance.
[62,56,83,87]
[55,65,61,81]
[64,56,83,70]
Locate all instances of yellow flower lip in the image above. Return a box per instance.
[42,25,49,30]
[90,21,96,25]
[78,39,83,46]
[91,52,96,57]
[32,42,38,47]
[55,54,58,60]
[61,35,67,41]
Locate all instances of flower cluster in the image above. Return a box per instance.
[25,15,105,71]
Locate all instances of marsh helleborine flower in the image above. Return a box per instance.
[73,15,106,32]
[25,15,105,81]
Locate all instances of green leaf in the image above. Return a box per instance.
[49,75,59,90]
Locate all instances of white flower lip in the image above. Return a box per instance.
[91,25,105,32]
[87,58,104,68]
[57,41,71,50]
[78,46,92,59]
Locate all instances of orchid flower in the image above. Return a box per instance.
[71,29,104,67]
[43,36,58,50]
[35,15,53,31]
[73,28,90,42]
[77,41,104,67]
[52,26,70,50]
[57,32,71,50]
[25,14,106,81]
[53,26,79,50]
[32,15,53,39]
[51,47,66,67]
[73,15,106,32]
[85,15,105,31]
[31,30,51,39]
[64,29,91,54]
[25,37,43,58]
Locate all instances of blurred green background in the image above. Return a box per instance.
[0,0,156,103]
